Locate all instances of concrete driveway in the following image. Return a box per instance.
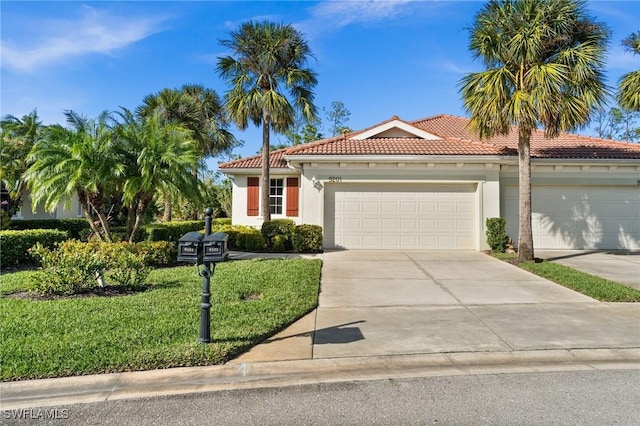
[313,250,639,359]
[536,250,640,290]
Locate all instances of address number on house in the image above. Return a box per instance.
[328,176,343,183]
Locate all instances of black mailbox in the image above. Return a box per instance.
[177,232,204,263]
[203,232,229,263]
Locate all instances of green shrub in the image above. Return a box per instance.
[8,219,89,240]
[105,248,150,289]
[272,234,288,252]
[0,210,10,230]
[0,229,69,267]
[133,241,177,266]
[486,217,508,253]
[212,218,231,227]
[237,229,266,251]
[29,241,110,295]
[29,241,152,295]
[143,221,203,242]
[262,219,295,251]
[293,224,323,252]
[214,224,265,251]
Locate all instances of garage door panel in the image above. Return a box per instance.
[326,183,476,249]
[503,185,640,250]
[400,218,417,229]
[381,218,399,230]
[419,202,436,213]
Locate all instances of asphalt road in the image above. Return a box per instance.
[4,369,639,425]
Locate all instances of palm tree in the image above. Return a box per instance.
[0,110,43,216]
[217,20,318,221]
[115,109,201,242]
[617,31,640,111]
[459,0,608,262]
[137,85,236,220]
[24,111,122,241]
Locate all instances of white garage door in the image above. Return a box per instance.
[503,185,640,250]
[325,183,476,249]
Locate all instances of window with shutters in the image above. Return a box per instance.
[269,178,284,215]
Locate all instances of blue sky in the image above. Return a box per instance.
[2,1,639,169]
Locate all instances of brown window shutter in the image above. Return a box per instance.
[247,177,259,216]
[286,177,299,216]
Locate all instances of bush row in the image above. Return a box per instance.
[213,220,323,253]
[0,229,69,267]
[8,219,89,240]
[10,218,232,243]
[29,240,175,295]
[0,219,320,268]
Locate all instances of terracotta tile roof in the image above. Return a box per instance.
[219,115,640,169]
[219,149,289,169]
[413,114,640,160]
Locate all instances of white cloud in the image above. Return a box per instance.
[435,58,471,75]
[294,0,456,42]
[0,6,169,73]
[309,0,414,27]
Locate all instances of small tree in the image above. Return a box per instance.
[325,101,351,136]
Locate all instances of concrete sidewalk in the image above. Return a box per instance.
[2,250,639,410]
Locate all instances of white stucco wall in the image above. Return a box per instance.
[13,191,81,220]
[229,172,301,228]
[226,159,639,251]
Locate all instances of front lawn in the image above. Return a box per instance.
[492,253,640,302]
[0,259,321,381]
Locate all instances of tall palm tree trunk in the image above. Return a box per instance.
[517,127,534,263]
[130,193,153,243]
[163,193,172,222]
[261,113,271,221]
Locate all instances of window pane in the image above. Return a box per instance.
[269,178,284,215]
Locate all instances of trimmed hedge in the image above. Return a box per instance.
[262,219,296,251]
[8,219,89,240]
[0,229,69,267]
[486,217,508,253]
[142,220,229,242]
[214,224,265,251]
[293,225,323,252]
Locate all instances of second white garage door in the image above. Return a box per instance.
[503,185,640,249]
[324,183,476,249]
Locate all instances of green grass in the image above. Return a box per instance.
[491,252,640,302]
[0,259,321,381]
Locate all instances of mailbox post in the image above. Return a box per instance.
[176,207,228,344]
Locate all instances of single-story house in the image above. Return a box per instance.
[219,114,640,251]
[5,189,81,221]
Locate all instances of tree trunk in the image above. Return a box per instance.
[125,200,136,242]
[516,127,534,263]
[130,193,153,243]
[78,190,103,241]
[163,192,172,222]
[89,191,113,243]
[261,113,271,222]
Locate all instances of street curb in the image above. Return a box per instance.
[2,348,639,409]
